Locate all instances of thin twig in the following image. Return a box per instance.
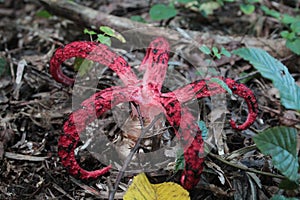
[208,152,285,179]
[234,70,260,82]
[132,102,145,127]
[108,104,163,200]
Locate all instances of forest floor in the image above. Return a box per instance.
[0,0,299,199]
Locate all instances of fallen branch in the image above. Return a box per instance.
[34,0,290,59]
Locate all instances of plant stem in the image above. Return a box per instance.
[208,152,285,179]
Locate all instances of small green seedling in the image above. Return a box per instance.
[199,45,231,59]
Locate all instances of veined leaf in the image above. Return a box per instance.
[123,173,190,200]
[233,47,300,110]
[253,126,299,182]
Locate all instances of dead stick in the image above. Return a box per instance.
[33,0,289,58]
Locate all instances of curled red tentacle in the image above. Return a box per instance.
[59,86,138,179]
[223,78,258,130]
[172,76,258,130]
[59,114,112,179]
[50,41,138,86]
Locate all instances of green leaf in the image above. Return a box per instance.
[282,14,300,25]
[240,4,255,15]
[233,47,300,110]
[220,47,231,57]
[99,26,126,43]
[199,2,221,15]
[280,30,294,40]
[286,38,300,55]
[176,0,195,3]
[0,57,7,77]
[290,21,300,33]
[99,26,115,37]
[253,126,299,182]
[211,46,221,59]
[83,28,97,35]
[212,46,218,54]
[36,10,52,18]
[149,4,177,21]
[197,121,208,140]
[247,0,260,3]
[97,34,111,46]
[73,58,94,76]
[175,148,185,172]
[130,15,146,23]
[271,195,299,200]
[260,5,300,25]
[113,32,126,43]
[278,179,299,190]
[260,5,281,20]
[199,45,211,55]
[211,47,221,59]
[215,53,221,59]
[209,77,232,95]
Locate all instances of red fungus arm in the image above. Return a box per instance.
[50,41,138,85]
[140,37,170,92]
[160,96,204,190]
[171,77,258,130]
[59,86,137,179]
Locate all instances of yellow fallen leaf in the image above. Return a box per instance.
[123,173,190,200]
